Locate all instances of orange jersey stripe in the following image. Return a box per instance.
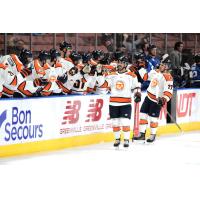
[55,62,62,68]
[163,91,172,99]
[0,63,7,70]
[113,127,121,132]
[21,68,32,78]
[150,122,158,128]
[56,81,71,93]
[110,97,131,103]
[43,82,52,91]
[139,119,148,125]
[81,77,87,83]
[126,71,137,78]
[3,86,14,95]
[65,57,73,63]
[34,60,45,75]
[41,91,52,96]
[11,54,23,72]
[143,73,148,81]
[99,80,108,88]
[147,91,157,101]
[10,76,17,86]
[103,65,115,70]
[163,73,173,81]
[18,82,33,97]
[122,126,130,132]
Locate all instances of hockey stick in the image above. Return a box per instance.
[132,102,139,141]
[155,83,183,133]
[165,109,183,133]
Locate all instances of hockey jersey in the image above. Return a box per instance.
[0,54,24,97]
[146,69,173,103]
[190,64,200,86]
[106,71,140,106]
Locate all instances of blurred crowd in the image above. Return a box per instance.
[0,38,199,98]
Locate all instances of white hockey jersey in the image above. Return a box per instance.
[0,54,24,97]
[106,71,140,106]
[58,57,74,75]
[16,59,47,97]
[146,69,173,102]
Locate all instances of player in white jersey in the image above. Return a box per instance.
[0,53,24,97]
[19,49,33,68]
[134,54,173,143]
[106,56,141,148]
[56,52,85,95]
[14,50,50,97]
[0,63,9,97]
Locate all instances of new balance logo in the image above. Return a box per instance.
[62,100,81,125]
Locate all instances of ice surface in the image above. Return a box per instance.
[1,131,200,200]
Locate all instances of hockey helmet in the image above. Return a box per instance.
[69,52,82,63]
[92,50,104,60]
[38,50,50,61]
[49,48,61,62]
[19,48,33,65]
[82,53,92,64]
[134,52,145,60]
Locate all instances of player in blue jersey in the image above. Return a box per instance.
[190,54,200,88]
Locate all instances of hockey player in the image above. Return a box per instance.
[106,56,141,148]
[133,54,173,143]
[129,52,147,84]
[142,44,160,90]
[0,63,10,97]
[64,52,89,94]
[0,53,24,97]
[15,50,50,97]
[190,54,200,88]
[19,49,33,67]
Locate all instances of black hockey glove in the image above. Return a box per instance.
[157,97,167,107]
[134,92,141,103]
[57,73,68,83]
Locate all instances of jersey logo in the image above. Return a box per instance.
[151,79,158,87]
[115,81,124,90]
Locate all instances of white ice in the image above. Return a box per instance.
[1,130,200,200]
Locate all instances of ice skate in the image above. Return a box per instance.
[133,132,145,141]
[113,139,120,148]
[123,139,129,148]
[146,134,156,143]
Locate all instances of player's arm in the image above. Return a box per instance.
[158,74,173,106]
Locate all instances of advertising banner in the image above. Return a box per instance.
[0,92,168,146]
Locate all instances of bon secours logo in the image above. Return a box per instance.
[0,107,43,141]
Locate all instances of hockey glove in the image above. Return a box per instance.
[134,92,141,103]
[57,73,68,83]
[157,97,167,107]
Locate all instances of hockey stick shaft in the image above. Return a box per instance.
[166,109,183,133]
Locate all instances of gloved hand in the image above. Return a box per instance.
[57,73,68,83]
[134,92,141,103]
[157,97,167,107]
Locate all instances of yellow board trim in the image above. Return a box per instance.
[0,122,200,158]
